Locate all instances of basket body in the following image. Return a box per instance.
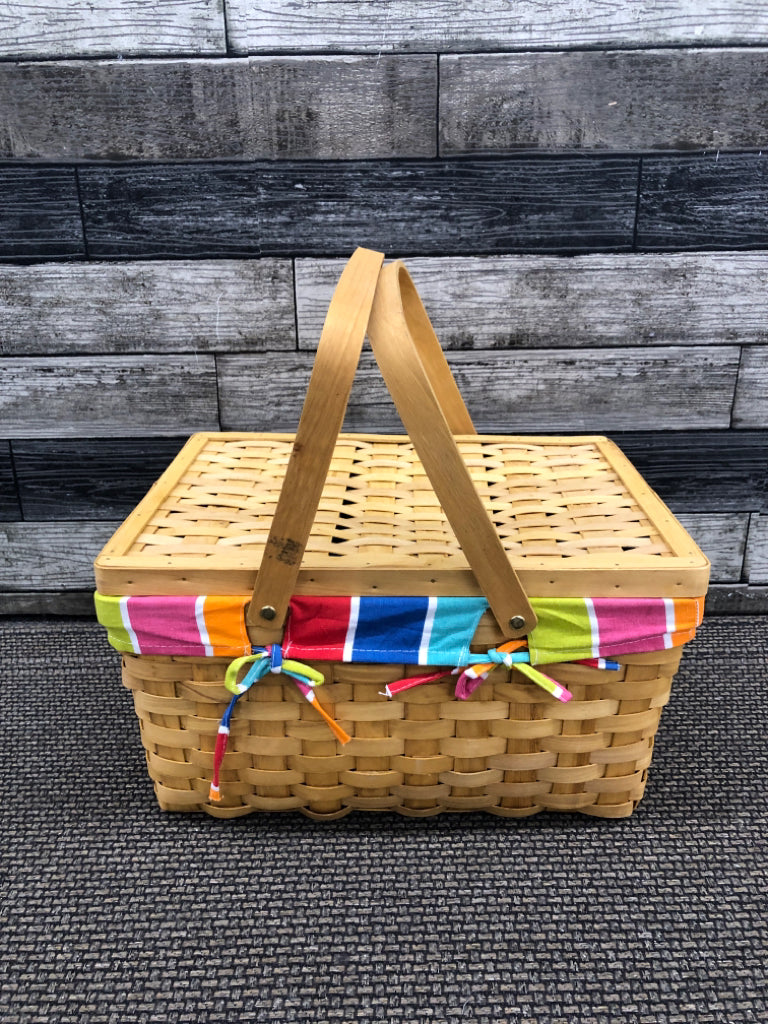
[96,431,708,819]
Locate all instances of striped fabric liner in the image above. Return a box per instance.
[94,593,252,657]
[94,593,704,665]
[527,596,704,664]
[283,595,489,666]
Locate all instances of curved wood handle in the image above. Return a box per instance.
[367,261,536,637]
[247,247,384,643]
[249,251,536,644]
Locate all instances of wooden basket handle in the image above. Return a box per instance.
[248,250,536,643]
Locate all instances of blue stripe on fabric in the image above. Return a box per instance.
[427,597,489,665]
[352,596,429,662]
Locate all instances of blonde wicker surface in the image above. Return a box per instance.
[95,433,708,598]
[123,643,682,820]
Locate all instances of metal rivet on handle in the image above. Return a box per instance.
[260,605,277,621]
[509,616,526,631]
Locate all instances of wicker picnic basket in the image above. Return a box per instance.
[94,248,709,819]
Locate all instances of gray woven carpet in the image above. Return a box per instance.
[1,616,766,1024]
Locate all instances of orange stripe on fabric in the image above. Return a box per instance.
[203,596,252,656]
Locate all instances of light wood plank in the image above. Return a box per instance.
[441,50,768,154]
[0,521,120,590]
[0,356,219,438]
[0,56,436,161]
[217,347,738,433]
[296,253,768,350]
[745,514,768,583]
[0,260,294,355]
[676,513,748,583]
[732,347,768,428]
[227,1,768,53]
[0,0,225,58]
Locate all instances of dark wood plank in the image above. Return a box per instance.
[0,442,21,522]
[705,584,768,615]
[637,154,768,251]
[0,56,435,161]
[0,167,84,260]
[227,1,768,53]
[217,347,738,433]
[441,50,768,154]
[732,347,768,428]
[0,260,295,355]
[79,158,639,258]
[12,437,189,521]
[676,513,748,583]
[0,521,120,591]
[0,356,219,438]
[609,432,768,513]
[297,253,768,350]
[0,591,99,616]
[0,0,225,58]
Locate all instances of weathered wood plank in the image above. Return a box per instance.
[732,347,768,428]
[0,167,84,260]
[440,50,768,154]
[745,514,768,583]
[0,260,295,355]
[705,584,768,614]
[296,253,768,350]
[226,1,768,53]
[0,442,21,522]
[675,513,748,583]
[0,591,99,616]
[0,0,225,58]
[79,158,638,257]
[0,357,219,438]
[0,521,119,591]
[12,438,188,520]
[0,56,436,161]
[610,432,768,513]
[638,153,768,250]
[217,347,738,433]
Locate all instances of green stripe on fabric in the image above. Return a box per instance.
[528,598,592,664]
[93,593,136,653]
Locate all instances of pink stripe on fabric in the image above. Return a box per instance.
[590,598,674,656]
[126,595,207,656]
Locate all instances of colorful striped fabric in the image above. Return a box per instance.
[94,592,704,665]
[283,595,489,666]
[94,593,252,657]
[527,596,704,665]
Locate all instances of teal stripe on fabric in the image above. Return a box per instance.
[425,597,488,665]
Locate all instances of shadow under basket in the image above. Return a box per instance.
[95,249,709,820]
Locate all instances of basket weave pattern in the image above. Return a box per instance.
[123,641,681,820]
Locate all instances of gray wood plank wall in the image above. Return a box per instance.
[0,4,765,614]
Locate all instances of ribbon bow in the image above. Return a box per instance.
[209,645,350,803]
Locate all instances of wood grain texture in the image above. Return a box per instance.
[79,158,639,257]
[0,56,436,161]
[676,513,748,582]
[638,153,768,250]
[732,347,768,428]
[705,584,768,614]
[0,0,225,58]
[226,1,768,53]
[0,357,219,438]
[0,591,98,615]
[0,260,294,355]
[296,253,768,350]
[12,438,188,520]
[0,442,20,522]
[217,347,739,433]
[440,50,768,154]
[0,167,84,259]
[0,521,120,590]
[745,514,768,583]
[611,432,768,513]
